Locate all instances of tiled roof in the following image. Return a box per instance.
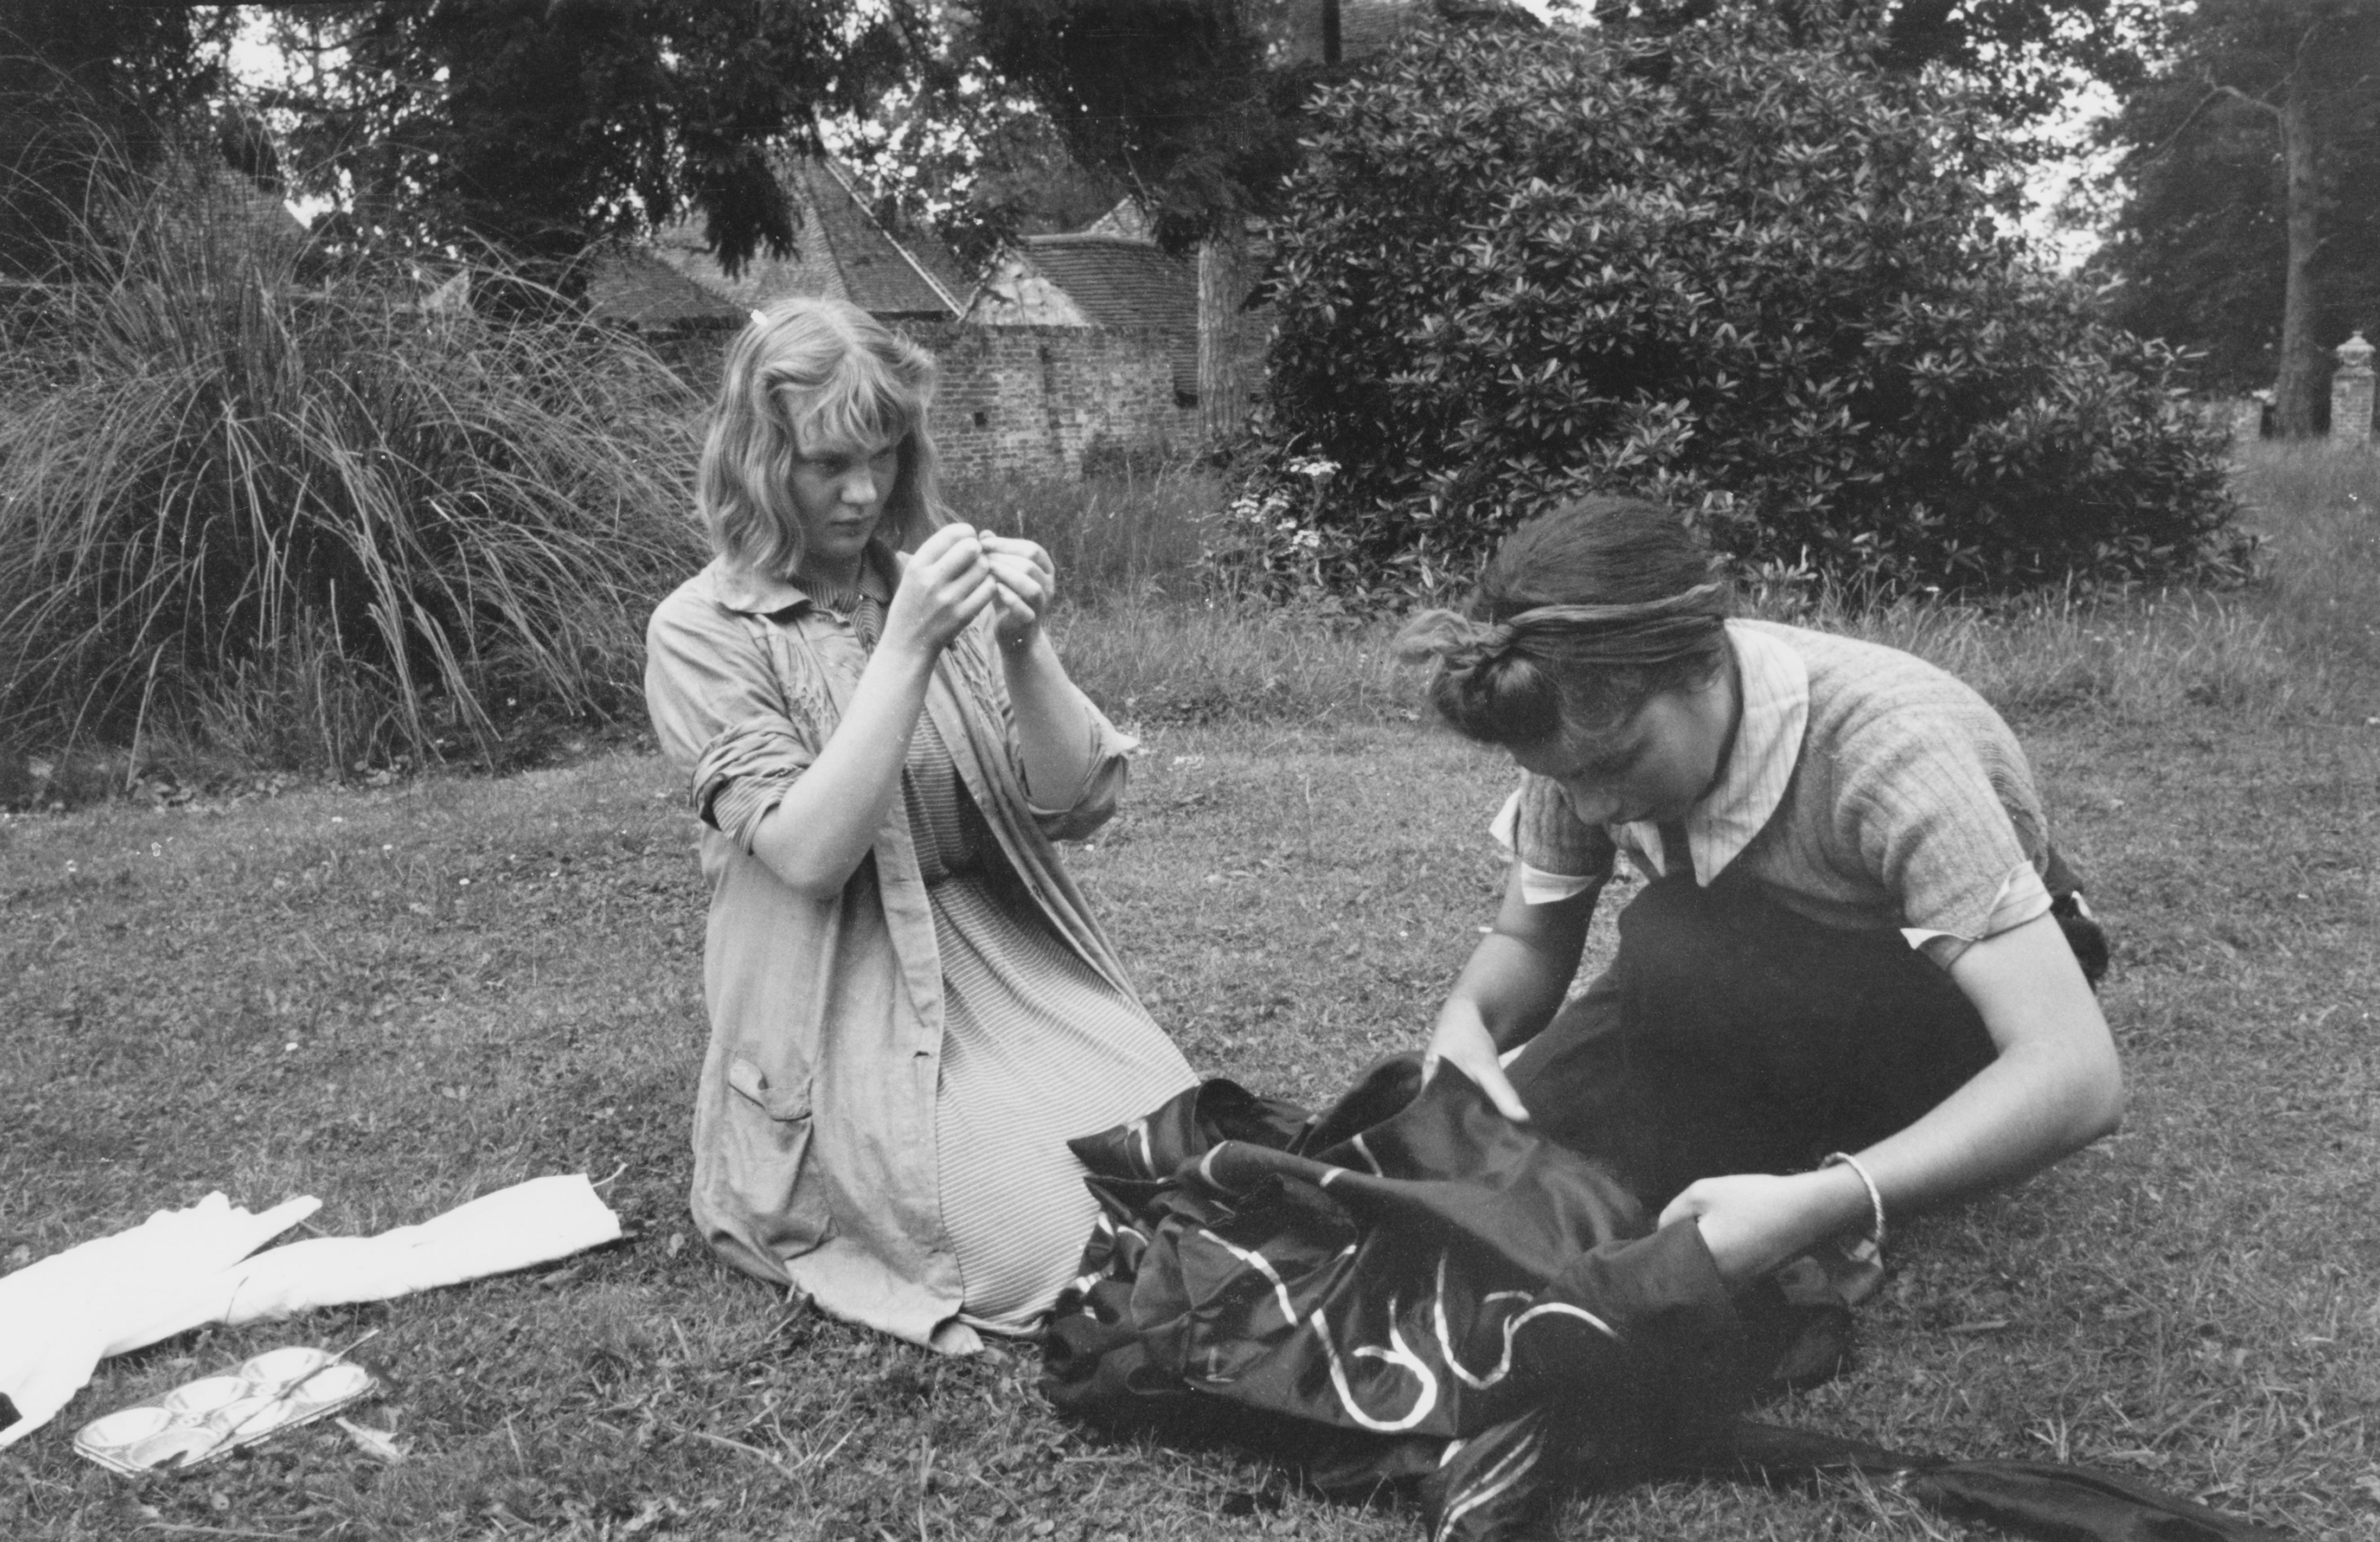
[644,153,964,322]
[647,154,961,321]
[1020,235,1197,332]
[1020,234,1199,395]
[649,211,846,313]
[790,157,964,318]
[585,245,748,328]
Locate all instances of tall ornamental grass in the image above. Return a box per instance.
[0,153,705,774]
[943,461,1224,602]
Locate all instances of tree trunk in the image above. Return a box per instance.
[1197,226,1252,449]
[2271,39,2326,436]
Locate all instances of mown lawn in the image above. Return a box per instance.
[4,705,2375,1540]
[4,449,2379,1540]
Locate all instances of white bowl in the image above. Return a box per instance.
[240,1346,331,1385]
[163,1376,247,1415]
[203,1393,286,1437]
[289,1362,372,1406]
[77,1405,173,1448]
[124,1426,223,1470]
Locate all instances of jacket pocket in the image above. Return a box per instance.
[728,1055,813,1120]
[717,1054,831,1256]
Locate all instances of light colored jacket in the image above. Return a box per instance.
[643,551,1140,1350]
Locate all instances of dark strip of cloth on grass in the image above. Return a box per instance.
[1041,1058,2289,1542]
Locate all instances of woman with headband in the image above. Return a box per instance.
[1398,495,2122,1287]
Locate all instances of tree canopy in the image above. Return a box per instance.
[0,1,240,276]
[1588,0,2146,123]
[265,0,923,271]
[961,0,1323,254]
[823,73,1125,271]
[5,1,936,277]
[2092,0,2380,427]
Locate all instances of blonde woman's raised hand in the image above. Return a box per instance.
[884,523,996,659]
[981,534,1056,650]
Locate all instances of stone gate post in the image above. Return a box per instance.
[2332,331,2374,445]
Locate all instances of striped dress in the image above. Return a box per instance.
[839,589,1196,1330]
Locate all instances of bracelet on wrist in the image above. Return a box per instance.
[1820,1150,1887,1261]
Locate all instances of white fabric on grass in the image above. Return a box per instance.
[0,1174,619,1450]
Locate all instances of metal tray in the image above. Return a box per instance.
[73,1346,378,1474]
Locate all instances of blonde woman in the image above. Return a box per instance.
[644,297,1194,1353]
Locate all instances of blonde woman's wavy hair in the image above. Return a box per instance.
[696,296,946,576]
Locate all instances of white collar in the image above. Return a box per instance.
[706,542,901,617]
[1613,620,1808,884]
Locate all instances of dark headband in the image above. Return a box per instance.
[1400,582,1727,675]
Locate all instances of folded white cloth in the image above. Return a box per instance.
[0,1175,621,1450]
[212,1175,622,1322]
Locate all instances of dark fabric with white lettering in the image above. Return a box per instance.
[1042,1061,2290,1541]
[1040,878,2291,1541]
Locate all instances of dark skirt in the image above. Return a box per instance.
[1504,876,1999,1210]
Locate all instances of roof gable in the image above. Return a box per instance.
[787,157,964,318]
[644,153,963,321]
[1083,198,1152,242]
[1014,234,1199,396]
[585,245,748,328]
[1018,235,1197,333]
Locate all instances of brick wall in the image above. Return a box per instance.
[904,322,1198,479]
[641,319,1200,480]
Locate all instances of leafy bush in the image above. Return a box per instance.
[1224,15,2245,603]
[0,151,706,772]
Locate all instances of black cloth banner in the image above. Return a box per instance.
[1041,1057,2291,1542]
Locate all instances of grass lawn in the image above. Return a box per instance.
[4,453,2379,1539]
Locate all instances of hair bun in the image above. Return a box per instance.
[1395,608,1514,673]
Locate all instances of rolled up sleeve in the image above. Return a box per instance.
[1492,776,1617,904]
[695,718,814,852]
[1023,704,1138,843]
[646,584,818,852]
[951,620,1138,843]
